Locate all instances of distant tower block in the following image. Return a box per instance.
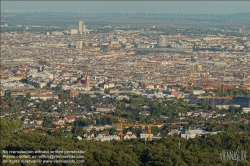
[79,21,84,34]
[76,41,83,49]
[86,71,91,87]
[195,64,203,71]
[83,25,87,35]
[157,35,167,47]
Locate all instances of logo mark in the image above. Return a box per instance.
[220,146,247,165]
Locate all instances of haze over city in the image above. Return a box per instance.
[1,1,250,14]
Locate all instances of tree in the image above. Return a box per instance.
[63,93,69,99]
[54,128,65,138]
[73,127,85,137]
[85,99,93,109]
[25,92,31,99]
[190,56,196,62]
[104,88,111,94]
[20,78,28,84]
[109,127,117,135]
[150,102,159,110]
[131,98,144,105]
[121,103,126,110]
[0,118,21,132]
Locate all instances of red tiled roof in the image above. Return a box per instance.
[65,115,77,120]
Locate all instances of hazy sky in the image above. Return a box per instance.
[1,1,250,14]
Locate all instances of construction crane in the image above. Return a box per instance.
[112,119,164,141]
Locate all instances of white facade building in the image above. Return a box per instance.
[71,29,78,35]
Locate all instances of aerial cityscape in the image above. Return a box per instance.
[1,1,250,165]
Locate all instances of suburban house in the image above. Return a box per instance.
[139,111,151,116]
[95,135,120,142]
[96,106,116,113]
[115,95,130,100]
[39,132,46,136]
[66,126,72,132]
[52,119,65,125]
[54,124,64,129]
[181,129,218,139]
[169,129,181,137]
[77,136,83,140]
[123,131,137,140]
[140,130,153,140]
[152,132,162,140]
[98,131,109,137]
[84,132,95,139]
[64,115,77,123]
[36,120,43,125]
[50,128,57,133]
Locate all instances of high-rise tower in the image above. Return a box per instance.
[83,25,86,35]
[157,35,167,47]
[79,21,84,34]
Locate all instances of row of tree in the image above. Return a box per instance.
[1,131,250,165]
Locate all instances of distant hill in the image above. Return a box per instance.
[1,12,250,20]
[229,12,250,19]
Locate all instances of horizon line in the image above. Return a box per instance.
[1,11,250,15]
